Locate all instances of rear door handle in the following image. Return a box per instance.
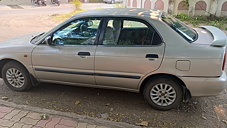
[78,52,90,56]
[145,54,159,58]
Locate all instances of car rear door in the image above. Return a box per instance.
[94,18,165,90]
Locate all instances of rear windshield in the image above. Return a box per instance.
[162,13,197,43]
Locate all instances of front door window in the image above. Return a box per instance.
[52,18,101,45]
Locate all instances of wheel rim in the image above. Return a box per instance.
[150,83,176,107]
[6,68,25,88]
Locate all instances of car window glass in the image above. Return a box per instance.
[103,19,162,46]
[52,18,101,45]
[102,20,115,45]
[162,14,197,43]
[123,20,147,28]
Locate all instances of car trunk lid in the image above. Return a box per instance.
[196,26,227,47]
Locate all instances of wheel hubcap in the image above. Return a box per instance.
[6,68,25,88]
[150,83,176,106]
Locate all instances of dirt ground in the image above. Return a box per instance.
[0,4,227,128]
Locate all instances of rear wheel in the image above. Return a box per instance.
[143,77,183,110]
[2,61,32,91]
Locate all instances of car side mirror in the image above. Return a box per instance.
[44,36,53,45]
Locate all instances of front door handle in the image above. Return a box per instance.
[145,54,159,58]
[78,52,90,56]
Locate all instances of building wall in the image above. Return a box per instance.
[125,0,227,17]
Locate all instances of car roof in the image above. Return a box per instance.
[73,8,163,20]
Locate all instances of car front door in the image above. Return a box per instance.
[94,18,165,90]
[32,18,102,85]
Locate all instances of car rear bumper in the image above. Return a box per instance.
[180,71,227,96]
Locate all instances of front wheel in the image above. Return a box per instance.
[143,77,183,110]
[2,61,32,91]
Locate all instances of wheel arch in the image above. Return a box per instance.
[139,73,191,100]
[0,59,16,78]
[0,59,39,86]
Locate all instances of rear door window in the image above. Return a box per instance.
[102,18,162,46]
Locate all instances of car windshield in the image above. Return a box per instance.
[162,13,197,43]
[30,32,45,44]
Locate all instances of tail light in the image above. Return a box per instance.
[222,53,226,71]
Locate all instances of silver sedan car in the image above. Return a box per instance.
[0,8,227,110]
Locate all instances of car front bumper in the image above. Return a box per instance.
[180,71,227,96]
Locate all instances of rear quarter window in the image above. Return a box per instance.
[162,14,198,43]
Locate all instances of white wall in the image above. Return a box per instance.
[126,0,227,17]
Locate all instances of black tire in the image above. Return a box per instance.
[2,61,32,91]
[143,77,183,111]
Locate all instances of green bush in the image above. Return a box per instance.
[174,13,190,21]
[174,13,227,29]
[71,0,82,10]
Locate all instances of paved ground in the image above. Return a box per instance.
[0,100,139,128]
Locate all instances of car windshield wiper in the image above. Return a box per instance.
[30,32,45,44]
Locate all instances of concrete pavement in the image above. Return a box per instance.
[0,100,141,128]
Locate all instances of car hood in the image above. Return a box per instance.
[0,33,39,53]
